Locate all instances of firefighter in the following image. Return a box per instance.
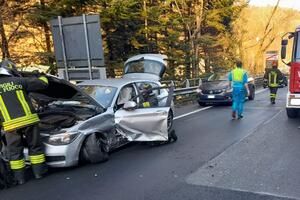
[229,60,249,119]
[139,83,158,108]
[0,61,49,185]
[264,61,283,104]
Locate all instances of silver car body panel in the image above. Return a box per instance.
[115,107,170,141]
[123,73,160,81]
[42,110,116,167]
[124,54,168,67]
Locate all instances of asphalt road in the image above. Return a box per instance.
[2,87,300,200]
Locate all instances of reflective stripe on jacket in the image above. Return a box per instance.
[0,76,48,131]
[264,68,283,87]
[268,71,278,87]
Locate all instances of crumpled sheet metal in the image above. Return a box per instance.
[76,112,115,135]
[114,108,169,141]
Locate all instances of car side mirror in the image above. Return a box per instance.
[123,101,137,111]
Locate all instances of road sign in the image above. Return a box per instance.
[51,14,106,81]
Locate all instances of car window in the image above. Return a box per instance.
[125,60,164,76]
[136,82,160,96]
[133,82,172,109]
[79,85,117,108]
[116,84,137,110]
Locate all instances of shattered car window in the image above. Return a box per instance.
[80,85,117,108]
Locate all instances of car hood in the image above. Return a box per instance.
[201,81,230,90]
[19,72,101,108]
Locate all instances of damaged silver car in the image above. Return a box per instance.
[21,54,176,168]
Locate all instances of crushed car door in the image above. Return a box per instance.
[114,86,174,142]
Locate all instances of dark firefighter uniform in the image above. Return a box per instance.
[264,64,283,104]
[0,66,49,184]
[139,83,158,108]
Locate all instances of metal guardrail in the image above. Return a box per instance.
[163,76,265,96]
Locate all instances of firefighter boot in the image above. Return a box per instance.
[32,163,48,179]
[13,169,26,185]
[271,98,275,104]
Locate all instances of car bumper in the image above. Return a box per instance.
[198,93,232,104]
[43,134,85,168]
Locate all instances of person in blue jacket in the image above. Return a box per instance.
[228,60,249,119]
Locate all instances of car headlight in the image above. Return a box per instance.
[225,87,233,93]
[46,132,79,145]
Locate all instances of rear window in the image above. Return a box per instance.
[124,60,164,76]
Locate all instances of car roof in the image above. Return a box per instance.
[77,78,158,88]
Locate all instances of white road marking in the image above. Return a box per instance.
[174,88,268,120]
[174,106,212,120]
[255,88,267,94]
[263,109,283,125]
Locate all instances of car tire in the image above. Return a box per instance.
[168,130,177,142]
[248,91,255,100]
[167,110,174,132]
[286,108,298,118]
[198,102,206,107]
[80,133,109,164]
[149,111,176,146]
[248,86,255,100]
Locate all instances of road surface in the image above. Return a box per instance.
[2,87,300,200]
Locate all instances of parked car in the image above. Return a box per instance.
[197,73,255,106]
[1,54,176,168]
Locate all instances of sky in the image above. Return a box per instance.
[249,0,300,10]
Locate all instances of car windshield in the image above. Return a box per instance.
[124,60,164,76]
[79,85,118,108]
[207,73,228,81]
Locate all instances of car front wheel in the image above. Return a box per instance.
[248,86,255,100]
[80,133,109,164]
[198,102,206,106]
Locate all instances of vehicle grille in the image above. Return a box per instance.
[46,156,65,162]
[202,89,224,94]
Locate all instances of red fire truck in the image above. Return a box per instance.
[281,25,300,118]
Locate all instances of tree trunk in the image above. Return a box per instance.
[193,0,203,77]
[0,11,10,59]
[40,0,56,74]
[40,0,51,53]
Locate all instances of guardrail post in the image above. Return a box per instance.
[186,79,190,88]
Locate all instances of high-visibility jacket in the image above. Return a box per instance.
[229,68,248,89]
[264,68,283,87]
[141,94,158,108]
[232,68,246,83]
[0,76,48,131]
